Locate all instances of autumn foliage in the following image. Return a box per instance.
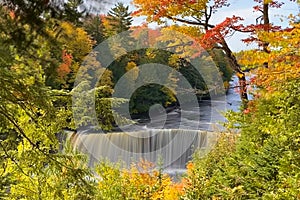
[96,160,183,199]
[57,49,72,79]
[1,0,300,199]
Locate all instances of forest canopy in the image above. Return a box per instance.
[0,0,299,199]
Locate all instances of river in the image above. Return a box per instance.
[119,76,241,132]
[70,77,242,174]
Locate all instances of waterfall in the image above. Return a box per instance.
[70,129,213,169]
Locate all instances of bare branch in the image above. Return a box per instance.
[166,15,215,28]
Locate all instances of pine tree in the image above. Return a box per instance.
[63,0,86,25]
[103,2,133,37]
[83,14,105,46]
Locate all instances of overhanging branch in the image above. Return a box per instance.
[166,15,215,28]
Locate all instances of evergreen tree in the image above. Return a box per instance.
[83,14,105,46]
[63,0,87,25]
[104,2,133,37]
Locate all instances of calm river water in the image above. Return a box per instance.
[118,76,242,132]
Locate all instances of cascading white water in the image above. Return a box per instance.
[70,129,212,169]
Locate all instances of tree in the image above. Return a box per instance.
[50,21,95,89]
[63,0,86,25]
[0,3,100,198]
[154,25,232,95]
[103,2,133,37]
[82,14,106,46]
[182,8,300,199]
[132,0,246,101]
[96,160,182,199]
[132,0,298,103]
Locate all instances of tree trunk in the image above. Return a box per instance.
[262,3,270,54]
[220,39,248,102]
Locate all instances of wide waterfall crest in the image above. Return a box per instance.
[70,129,213,169]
